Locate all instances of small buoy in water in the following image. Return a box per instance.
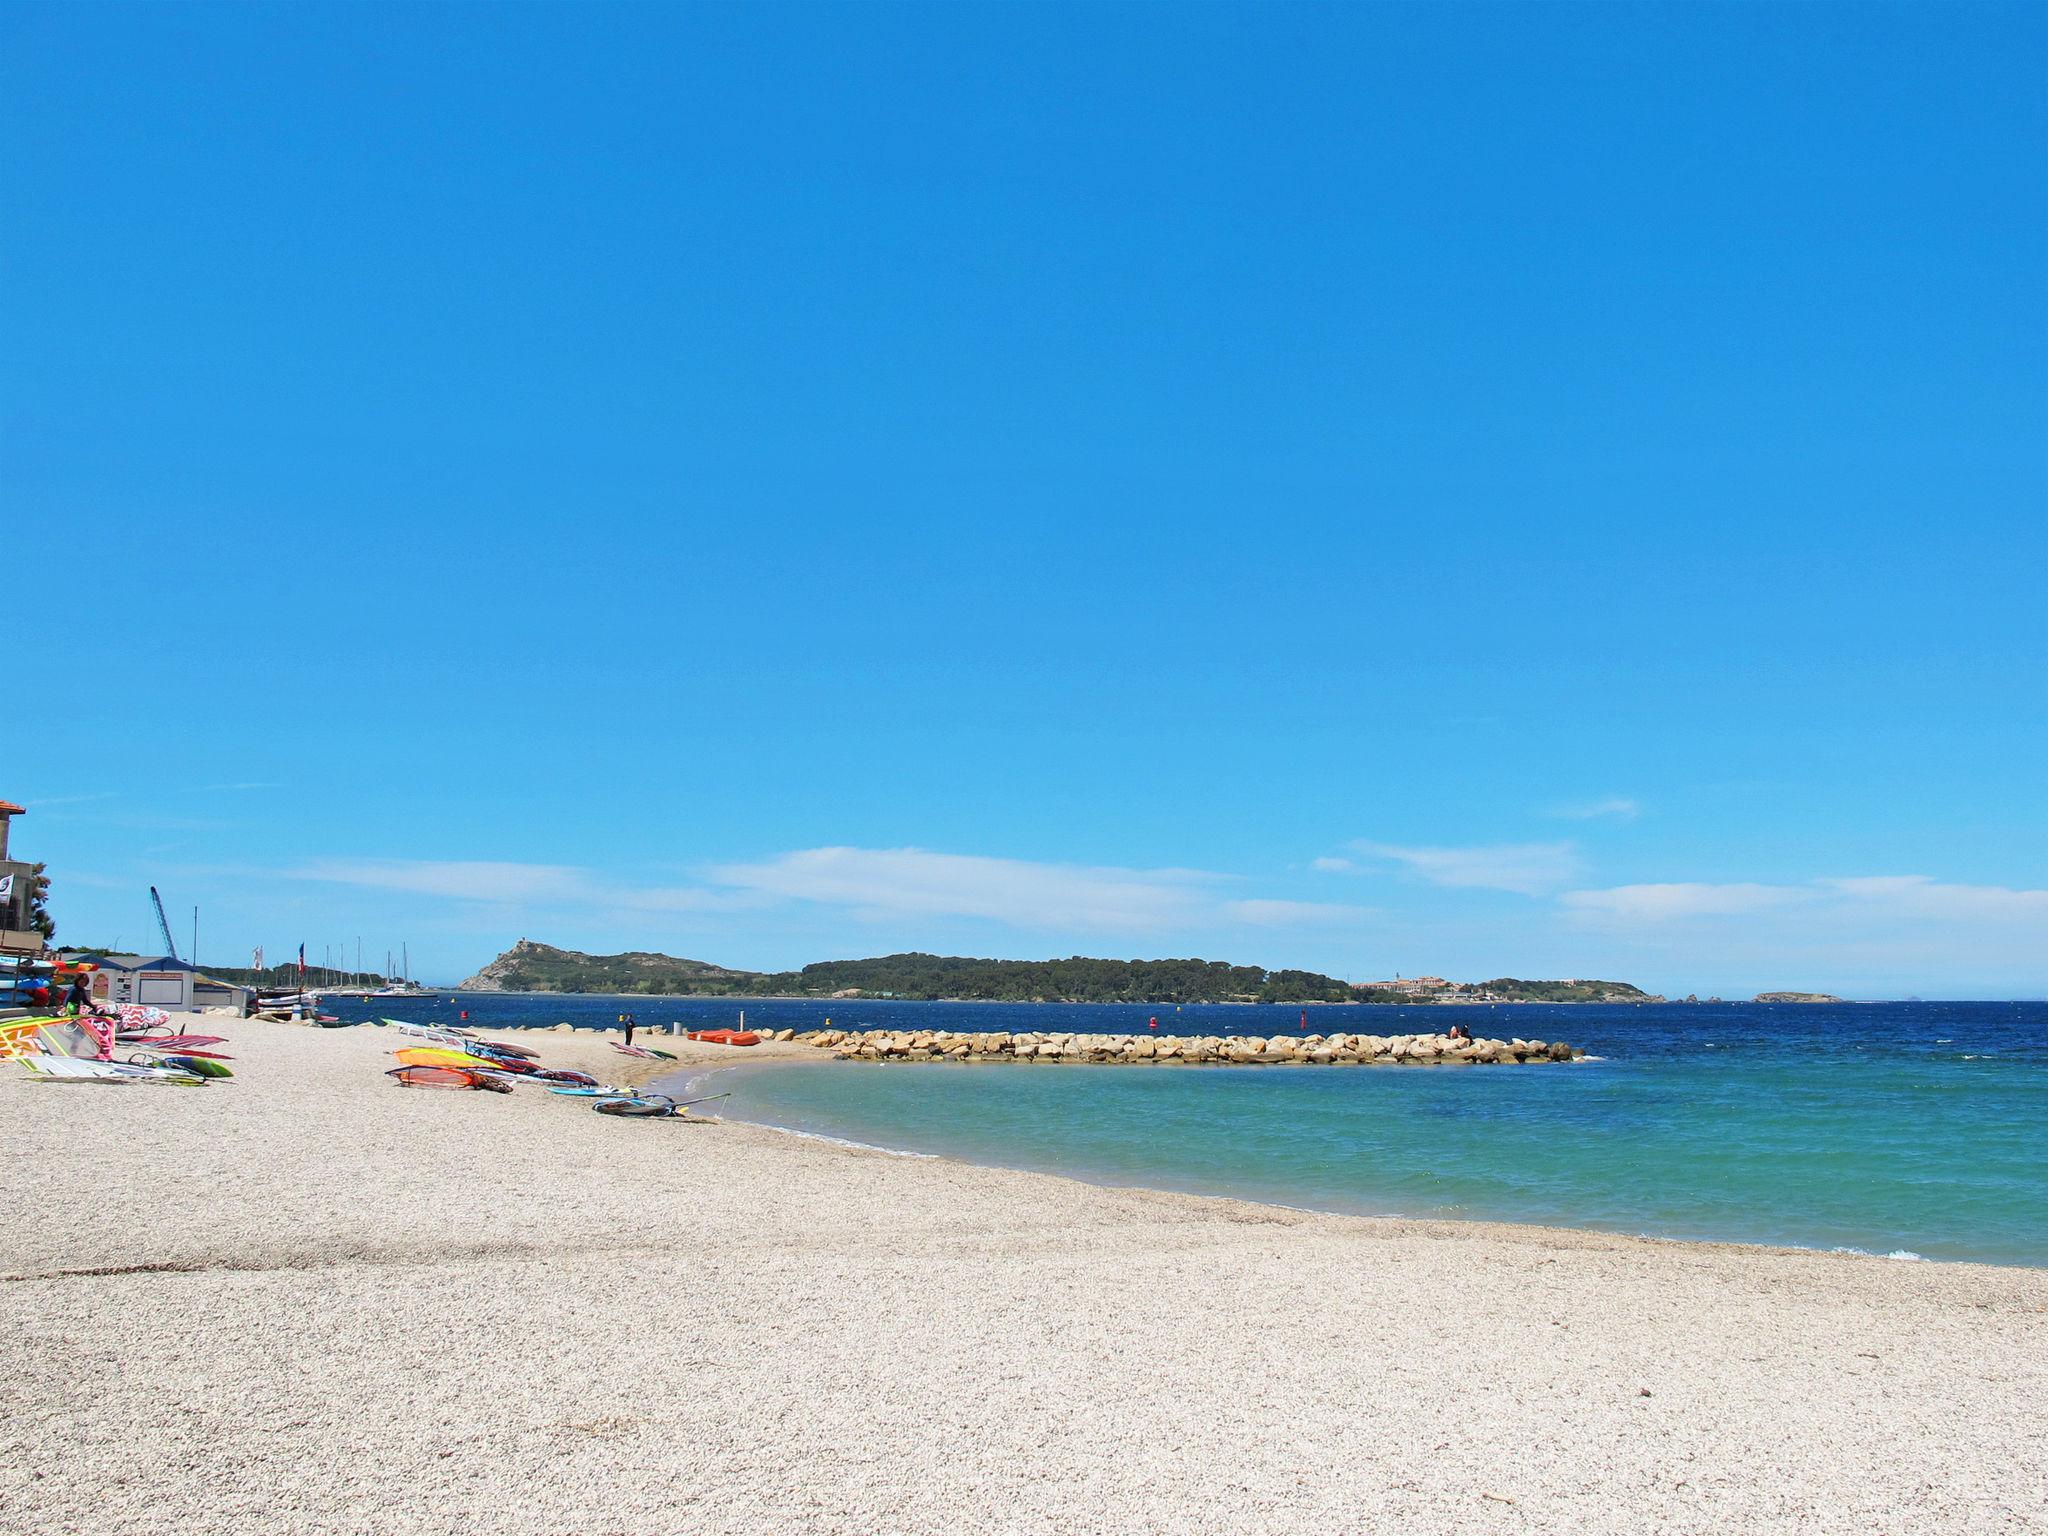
[1148,1016,1158,1030]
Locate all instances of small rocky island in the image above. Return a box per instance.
[1752,992,1845,1004]
[792,1028,1579,1066]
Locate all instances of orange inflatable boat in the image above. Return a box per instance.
[686,1029,760,1047]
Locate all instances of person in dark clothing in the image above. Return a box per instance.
[621,1012,637,1048]
[63,974,93,1015]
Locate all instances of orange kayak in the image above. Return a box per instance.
[687,1029,760,1047]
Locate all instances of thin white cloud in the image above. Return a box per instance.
[1550,797,1640,822]
[706,846,1222,932]
[291,847,1366,937]
[1561,882,1813,921]
[1352,840,1581,896]
[295,859,580,901]
[1819,876,2048,922]
[288,859,753,914]
[1553,874,2048,993]
[50,869,130,890]
[1564,876,2048,928]
[1310,856,1355,873]
[1225,898,1370,927]
[23,791,124,807]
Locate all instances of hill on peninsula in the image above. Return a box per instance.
[457,940,762,995]
[457,942,1354,1002]
[455,942,1654,1005]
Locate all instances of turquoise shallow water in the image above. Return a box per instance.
[705,1001,2046,1267]
[331,994,2047,1266]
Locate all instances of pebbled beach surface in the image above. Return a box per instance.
[3,1018,2044,1536]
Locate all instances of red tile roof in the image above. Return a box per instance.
[0,800,24,815]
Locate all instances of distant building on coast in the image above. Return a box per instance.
[0,799,44,958]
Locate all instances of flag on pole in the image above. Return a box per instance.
[297,943,306,981]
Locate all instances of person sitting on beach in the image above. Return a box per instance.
[1447,1022,1470,1042]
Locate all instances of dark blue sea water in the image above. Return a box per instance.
[328,994,2047,1266]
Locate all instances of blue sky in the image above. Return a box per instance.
[6,2,2043,995]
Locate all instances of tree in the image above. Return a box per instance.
[24,863,54,942]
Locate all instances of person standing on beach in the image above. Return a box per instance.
[63,972,92,1015]
[621,1012,636,1048]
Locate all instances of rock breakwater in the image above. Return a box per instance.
[793,1029,1579,1066]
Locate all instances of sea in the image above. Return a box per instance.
[325,993,2048,1267]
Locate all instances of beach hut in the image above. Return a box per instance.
[191,975,254,1013]
[71,953,205,1012]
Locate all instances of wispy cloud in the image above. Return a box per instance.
[288,847,1367,937]
[1351,840,1581,896]
[51,869,131,890]
[1563,876,2048,928]
[294,859,581,902]
[1820,876,2048,923]
[25,784,280,809]
[288,859,754,914]
[1550,797,1640,822]
[707,847,1223,931]
[1310,856,1355,873]
[1224,897,1371,927]
[1561,882,1812,921]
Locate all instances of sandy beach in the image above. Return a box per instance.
[3,1018,2043,1536]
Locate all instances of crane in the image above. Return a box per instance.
[149,886,181,961]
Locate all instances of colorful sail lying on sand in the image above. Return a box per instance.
[396,1046,506,1071]
[386,1065,513,1092]
[592,1095,678,1117]
[3,1016,116,1064]
[17,1053,206,1085]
